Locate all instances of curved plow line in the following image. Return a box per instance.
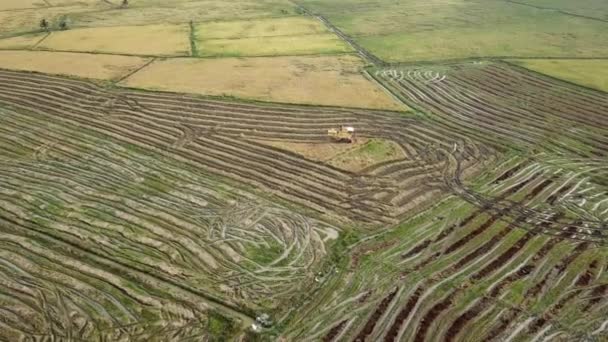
[398,79,545,146]
[424,81,559,145]
[395,236,509,341]
[0,241,137,325]
[429,75,606,152]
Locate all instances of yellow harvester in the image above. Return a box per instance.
[328,126,355,143]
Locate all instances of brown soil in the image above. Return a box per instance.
[354,288,398,342]
[322,320,347,342]
[384,287,423,342]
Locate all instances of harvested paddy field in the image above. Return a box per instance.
[1,55,607,341]
[1,0,607,340]
[120,55,407,110]
[0,50,150,80]
[38,24,191,56]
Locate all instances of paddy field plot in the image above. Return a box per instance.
[0,0,48,10]
[196,17,328,39]
[298,0,608,62]
[195,17,352,57]
[0,33,46,50]
[38,24,191,56]
[508,59,608,93]
[67,0,297,28]
[121,55,407,110]
[0,5,95,38]
[197,34,352,57]
[511,0,608,20]
[0,50,150,80]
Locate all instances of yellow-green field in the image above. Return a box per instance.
[195,17,352,57]
[0,33,46,49]
[120,55,406,110]
[0,0,47,10]
[299,0,608,62]
[0,50,150,80]
[66,0,297,28]
[196,17,327,39]
[0,5,95,38]
[38,24,191,56]
[509,59,608,92]
[197,34,352,57]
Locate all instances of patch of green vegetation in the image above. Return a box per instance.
[189,20,199,57]
[299,0,608,62]
[207,311,238,340]
[246,240,283,265]
[508,0,608,20]
[329,138,402,172]
[507,59,608,93]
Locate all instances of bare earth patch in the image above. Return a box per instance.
[0,50,150,80]
[120,55,408,111]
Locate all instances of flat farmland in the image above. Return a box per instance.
[0,33,46,49]
[67,0,297,28]
[196,17,328,39]
[195,17,352,57]
[0,5,98,38]
[38,24,191,56]
[508,59,608,92]
[0,50,150,80]
[198,34,351,57]
[0,0,47,10]
[297,0,608,62]
[120,55,407,110]
[0,0,607,340]
[510,0,608,21]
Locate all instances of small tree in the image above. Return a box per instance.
[58,18,68,30]
[40,18,49,31]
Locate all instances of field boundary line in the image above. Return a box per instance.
[362,69,410,113]
[31,32,51,49]
[189,20,198,57]
[504,0,608,23]
[114,57,157,84]
[288,0,386,66]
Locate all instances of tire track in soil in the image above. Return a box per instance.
[353,288,398,342]
[322,320,348,342]
[385,172,562,341]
